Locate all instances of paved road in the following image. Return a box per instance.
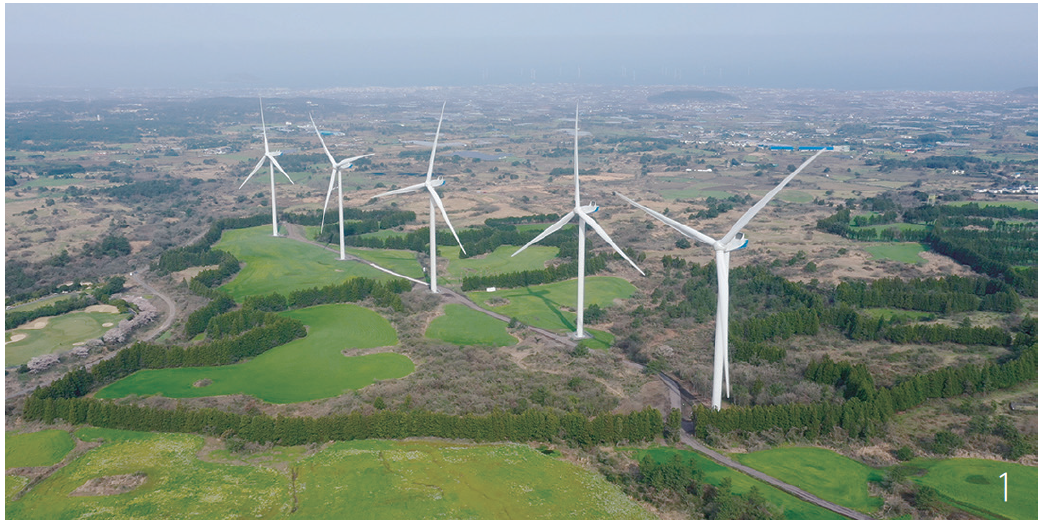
[128,268,176,342]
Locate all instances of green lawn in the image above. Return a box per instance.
[775,190,814,203]
[6,310,128,367]
[426,304,517,346]
[910,458,1037,520]
[343,246,425,279]
[948,200,1038,210]
[5,294,74,314]
[660,188,735,200]
[95,304,411,404]
[439,244,559,280]
[633,448,843,520]
[864,243,927,264]
[6,428,288,519]
[6,476,29,501]
[213,226,394,302]
[5,430,76,468]
[295,440,652,519]
[736,447,884,514]
[467,277,635,349]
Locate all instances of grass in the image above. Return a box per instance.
[909,457,1037,520]
[294,440,652,519]
[633,448,844,520]
[862,308,935,323]
[947,200,1038,210]
[5,430,76,468]
[439,244,559,280]
[426,304,517,346]
[467,276,635,349]
[774,190,814,203]
[342,246,425,279]
[851,223,928,233]
[736,446,884,514]
[6,475,29,501]
[5,293,74,313]
[660,188,735,200]
[95,304,411,404]
[213,225,394,302]
[6,428,288,519]
[5,310,128,367]
[863,243,927,264]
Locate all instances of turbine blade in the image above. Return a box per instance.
[320,167,337,232]
[721,148,826,244]
[269,155,294,184]
[239,157,266,189]
[574,104,581,208]
[578,210,645,276]
[614,191,718,246]
[309,112,337,166]
[426,102,447,183]
[512,211,575,257]
[338,154,374,169]
[259,97,270,154]
[428,185,466,254]
[373,181,427,198]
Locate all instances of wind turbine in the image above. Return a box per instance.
[309,112,373,260]
[615,148,826,410]
[512,105,645,339]
[372,102,465,293]
[239,97,295,237]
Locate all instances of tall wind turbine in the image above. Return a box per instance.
[372,102,465,293]
[240,97,295,237]
[513,105,645,339]
[309,113,373,260]
[615,148,826,410]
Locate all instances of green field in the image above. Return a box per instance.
[5,430,76,468]
[213,226,393,302]
[95,304,411,404]
[736,447,884,514]
[948,200,1038,210]
[5,294,73,314]
[911,458,1037,520]
[426,304,517,346]
[343,246,425,279]
[294,440,651,519]
[6,475,29,500]
[634,448,843,520]
[467,277,636,349]
[7,429,651,519]
[439,244,559,280]
[864,243,927,264]
[660,188,735,200]
[6,428,288,519]
[774,190,814,203]
[5,310,128,367]
[851,223,928,233]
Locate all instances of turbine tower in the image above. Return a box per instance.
[239,97,295,237]
[616,149,826,410]
[310,112,373,260]
[513,105,645,339]
[373,102,465,293]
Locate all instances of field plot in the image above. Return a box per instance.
[95,304,411,404]
[213,226,392,302]
[426,304,517,346]
[294,440,651,519]
[439,244,558,280]
[343,246,425,279]
[5,430,76,468]
[863,243,927,264]
[467,276,637,349]
[911,458,1037,520]
[634,448,842,520]
[660,187,735,200]
[736,447,884,514]
[6,310,128,366]
[6,428,288,520]
[949,200,1038,210]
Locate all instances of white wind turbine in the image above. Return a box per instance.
[239,97,295,237]
[512,105,645,339]
[309,113,373,260]
[615,148,826,410]
[372,102,465,293]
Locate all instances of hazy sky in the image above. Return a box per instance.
[5,3,1038,93]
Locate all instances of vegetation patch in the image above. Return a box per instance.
[343,246,425,279]
[95,304,410,403]
[5,429,76,468]
[6,310,127,366]
[910,457,1037,520]
[426,304,517,346]
[863,243,927,264]
[736,446,884,514]
[294,440,651,519]
[633,448,842,520]
[213,226,392,302]
[6,476,29,501]
[439,244,559,280]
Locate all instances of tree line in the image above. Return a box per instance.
[6,294,96,330]
[461,252,610,291]
[835,275,1020,314]
[242,277,411,313]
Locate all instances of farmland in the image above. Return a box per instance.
[911,457,1037,520]
[94,304,410,403]
[736,447,884,514]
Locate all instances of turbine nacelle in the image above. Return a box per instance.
[579,202,598,214]
[430,178,447,188]
[722,233,748,253]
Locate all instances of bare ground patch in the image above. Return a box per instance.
[9,333,27,342]
[70,472,148,496]
[23,318,51,330]
[84,304,119,314]
[340,345,405,358]
[170,265,218,283]
[193,378,213,387]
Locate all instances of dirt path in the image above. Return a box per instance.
[128,267,176,342]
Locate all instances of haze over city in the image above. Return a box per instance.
[5,2,1038,97]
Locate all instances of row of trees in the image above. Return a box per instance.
[925,219,1037,297]
[183,294,236,338]
[5,294,96,330]
[247,277,412,313]
[693,346,1036,440]
[834,275,1020,314]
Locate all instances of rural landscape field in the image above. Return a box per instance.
[5,4,1039,519]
